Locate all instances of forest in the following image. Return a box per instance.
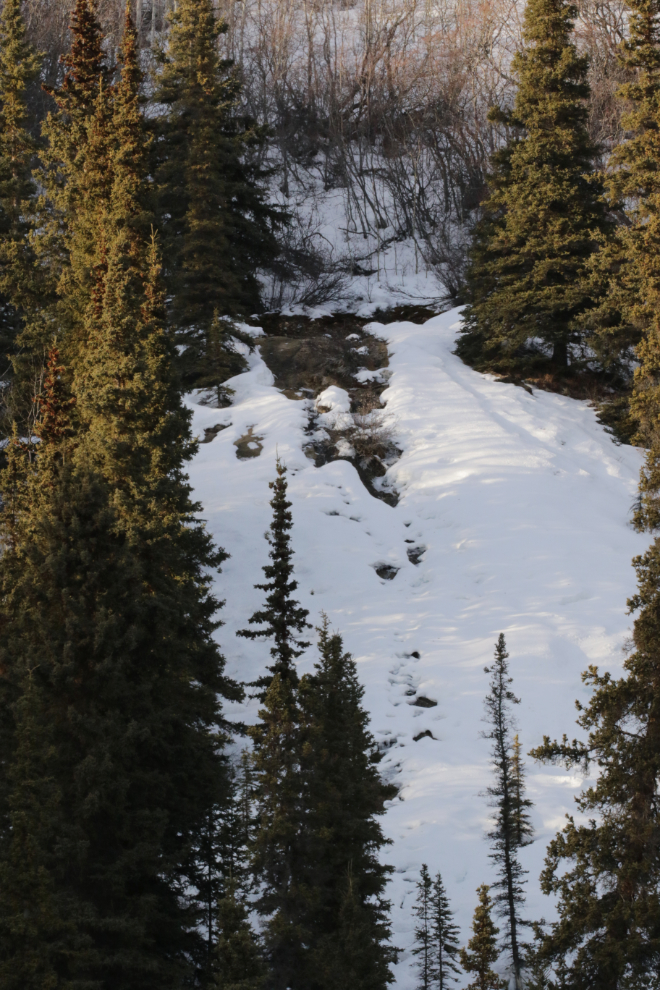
[0,0,659,988]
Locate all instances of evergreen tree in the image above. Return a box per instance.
[40,0,112,286]
[199,784,232,966]
[109,2,153,264]
[460,886,505,990]
[318,868,393,990]
[413,865,434,990]
[238,459,311,687]
[529,538,660,988]
[593,0,660,531]
[457,0,609,371]
[236,749,258,859]
[52,0,109,112]
[0,12,241,985]
[0,672,70,990]
[0,427,147,987]
[249,670,303,990]
[430,872,461,990]
[523,951,550,990]
[221,753,258,898]
[249,618,395,990]
[153,0,281,388]
[0,0,41,393]
[200,752,258,965]
[483,634,533,990]
[0,259,238,988]
[194,313,252,405]
[11,0,112,435]
[240,470,309,988]
[413,865,461,990]
[212,881,268,990]
[511,734,533,849]
[298,618,396,990]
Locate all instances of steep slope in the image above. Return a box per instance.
[187,308,647,987]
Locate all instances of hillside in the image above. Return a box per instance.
[4,0,660,982]
[187,308,648,987]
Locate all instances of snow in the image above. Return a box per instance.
[186,308,648,987]
[262,175,449,315]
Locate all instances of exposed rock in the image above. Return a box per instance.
[234,427,264,460]
[200,423,230,444]
[411,696,437,708]
[258,334,387,396]
[413,729,436,742]
[375,563,399,580]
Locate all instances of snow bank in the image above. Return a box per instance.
[186,309,647,987]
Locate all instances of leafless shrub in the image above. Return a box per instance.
[344,410,397,463]
[575,0,630,155]
[262,208,350,309]
[212,0,635,294]
[212,0,518,291]
[24,0,632,297]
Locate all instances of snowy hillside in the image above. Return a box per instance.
[187,309,648,987]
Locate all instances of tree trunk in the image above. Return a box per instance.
[552,338,568,367]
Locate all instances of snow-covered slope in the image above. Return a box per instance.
[187,309,648,987]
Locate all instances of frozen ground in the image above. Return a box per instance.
[186,308,648,988]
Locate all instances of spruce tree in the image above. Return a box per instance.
[241,468,310,988]
[523,952,550,990]
[413,866,461,990]
[0,0,41,391]
[529,538,660,987]
[200,752,258,965]
[460,886,505,990]
[510,734,533,849]
[322,870,393,990]
[413,865,435,990]
[430,872,461,989]
[0,416,152,987]
[52,0,109,112]
[153,0,280,388]
[457,0,609,371]
[483,634,533,990]
[595,0,660,531]
[109,2,152,262]
[249,670,304,990]
[250,618,395,990]
[194,313,252,404]
[199,789,231,965]
[0,11,241,984]
[238,459,311,687]
[12,0,112,431]
[0,255,237,987]
[298,618,396,990]
[219,753,258,900]
[40,0,112,283]
[212,881,268,990]
[0,673,70,990]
